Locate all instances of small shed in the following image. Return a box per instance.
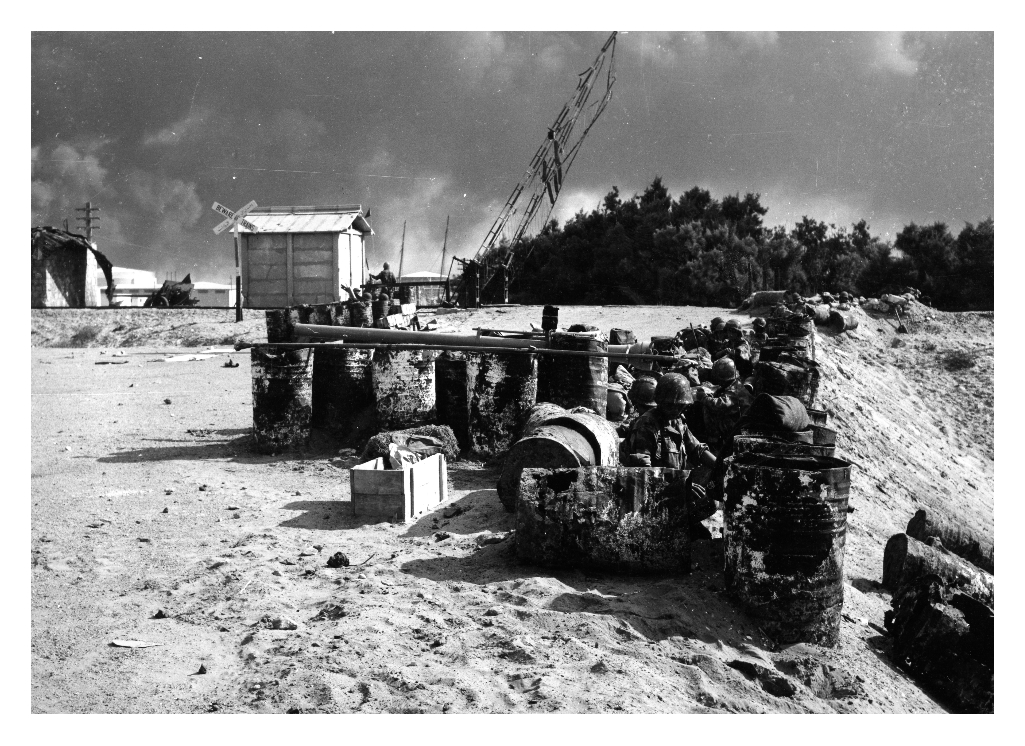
[238,205,373,308]
[32,227,114,308]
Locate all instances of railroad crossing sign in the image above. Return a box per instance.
[211,200,259,234]
[212,199,258,322]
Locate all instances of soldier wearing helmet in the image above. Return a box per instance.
[620,373,717,471]
[369,261,397,292]
[751,316,769,345]
[711,318,753,377]
[628,376,658,416]
[694,357,755,453]
[615,376,658,437]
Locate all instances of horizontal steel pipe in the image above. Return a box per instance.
[293,323,542,348]
[293,322,631,357]
[237,340,677,363]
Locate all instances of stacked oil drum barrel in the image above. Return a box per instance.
[720,305,854,646]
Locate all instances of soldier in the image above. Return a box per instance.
[369,261,397,291]
[750,316,769,347]
[694,357,754,456]
[616,376,658,437]
[620,373,717,472]
[339,284,373,327]
[713,318,753,378]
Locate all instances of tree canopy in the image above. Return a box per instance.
[489,178,993,311]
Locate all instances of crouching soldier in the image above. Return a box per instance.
[620,372,719,525]
[621,373,717,471]
[694,357,754,456]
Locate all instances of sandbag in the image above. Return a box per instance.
[743,394,810,433]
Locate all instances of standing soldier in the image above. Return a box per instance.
[369,262,397,293]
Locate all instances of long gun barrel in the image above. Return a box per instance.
[272,324,660,365]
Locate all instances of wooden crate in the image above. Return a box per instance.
[350,453,448,523]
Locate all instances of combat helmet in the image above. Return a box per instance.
[710,317,726,332]
[654,373,693,407]
[711,357,738,385]
[724,319,743,334]
[752,317,767,329]
[629,377,658,409]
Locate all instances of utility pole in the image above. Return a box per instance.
[439,215,449,277]
[398,221,407,279]
[75,201,100,243]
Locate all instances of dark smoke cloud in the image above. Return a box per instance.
[31,31,992,282]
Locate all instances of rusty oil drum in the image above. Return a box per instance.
[251,347,314,453]
[723,453,852,646]
[536,330,608,417]
[828,310,859,333]
[732,435,836,459]
[310,346,374,434]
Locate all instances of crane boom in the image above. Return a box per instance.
[455,32,618,306]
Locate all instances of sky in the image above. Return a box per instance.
[30,30,993,283]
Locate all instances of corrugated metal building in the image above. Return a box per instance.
[238,205,373,307]
[32,227,113,308]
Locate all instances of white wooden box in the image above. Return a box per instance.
[350,453,448,523]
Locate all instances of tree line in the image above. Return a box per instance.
[488,177,993,311]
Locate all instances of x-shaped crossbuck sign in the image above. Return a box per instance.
[211,200,259,234]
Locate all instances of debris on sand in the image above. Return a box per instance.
[326,552,350,568]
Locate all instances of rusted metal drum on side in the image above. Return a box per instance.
[536,330,609,417]
[809,304,832,325]
[251,347,314,452]
[310,346,374,433]
[497,404,620,512]
[732,435,836,459]
[723,453,852,646]
[828,310,859,333]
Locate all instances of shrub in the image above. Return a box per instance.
[943,350,976,371]
[67,324,103,347]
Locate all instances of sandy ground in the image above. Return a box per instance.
[30,304,993,713]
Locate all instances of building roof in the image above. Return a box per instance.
[239,205,374,235]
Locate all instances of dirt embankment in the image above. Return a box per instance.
[30,304,992,713]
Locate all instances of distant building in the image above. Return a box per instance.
[238,205,373,308]
[32,227,113,308]
[191,281,237,307]
[96,267,160,307]
[96,268,239,307]
[399,270,448,306]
